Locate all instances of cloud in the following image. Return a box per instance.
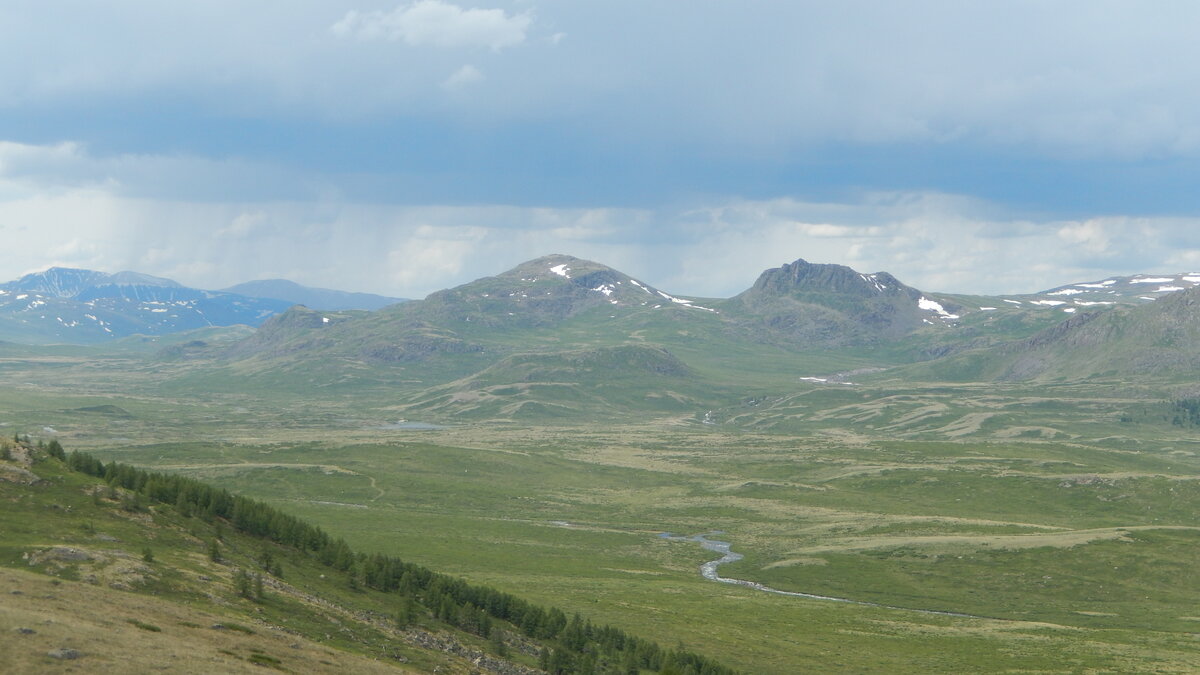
[7,140,1200,299]
[441,64,484,90]
[1057,221,1111,255]
[332,1,532,50]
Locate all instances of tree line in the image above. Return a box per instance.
[37,440,733,675]
[1170,397,1200,427]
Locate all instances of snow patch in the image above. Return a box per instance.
[1074,301,1114,306]
[15,294,28,300]
[1131,277,1174,284]
[1031,300,1067,306]
[1139,296,1155,300]
[1046,288,1084,296]
[1183,276,1200,283]
[1155,286,1184,292]
[655,290,718,313]
[799,377,828,383]
[322,317,330,324]
[549,264,571,278]
[1063,307,1076,313]
[979,307,997,311]
[1003,299,1022,305]
[629,279,654,295]
[592,284,615,297]
[860,273,887,292]
[918,296,959,319]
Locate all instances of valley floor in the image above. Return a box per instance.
[3,355,1200,673]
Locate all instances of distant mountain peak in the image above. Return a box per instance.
[0,267,291,344]
[728,258,962,345]
[222,279,405,311]
[1031,272,1200,308]
[746,258,916,299]
[13,267,181,298]
[410,254,718,331]
[500,255,615,281]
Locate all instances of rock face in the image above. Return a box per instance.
[746,259,911,298]
[729,258,959,346]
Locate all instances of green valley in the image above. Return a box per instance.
[2,256,1200,673]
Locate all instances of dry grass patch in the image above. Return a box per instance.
[0,567,415,674]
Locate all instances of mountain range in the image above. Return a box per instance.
[222,279,405,312]
[0,268,405,344]
[7,256,1200,422]
[96,253,1192,426]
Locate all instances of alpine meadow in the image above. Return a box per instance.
[6,2,1200,673]
[3,255,1200,672]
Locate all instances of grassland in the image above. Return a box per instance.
[0,444,553,674]
[2,344,1200,672]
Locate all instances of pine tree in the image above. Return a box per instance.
[395,595,418,627]
[488,629,508,657]
[175,491,192,517]
[234,569,253,598]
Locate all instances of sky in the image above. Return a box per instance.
[4,1,1200,299]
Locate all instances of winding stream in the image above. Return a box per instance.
[662,533,984,619]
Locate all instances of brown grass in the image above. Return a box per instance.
[0,567,415,674]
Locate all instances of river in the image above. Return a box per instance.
[661,532,984,619]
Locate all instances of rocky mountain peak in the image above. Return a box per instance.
[746,258,917,300]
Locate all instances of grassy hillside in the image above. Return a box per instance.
[0,438,732,675]
[907,286,1200,384]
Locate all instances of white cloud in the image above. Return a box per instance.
[6,140,1200,298]
[796,224,885,238]
[1057,221,1111,255]
[441,64,484,90]
[332,1,532,51]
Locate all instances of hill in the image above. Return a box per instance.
[1032,271,1200,307]
[0,436,732,675]
[396,344,704,421]
[724,258,963,346]
[224,279,407,311]
[909,285,1200,383]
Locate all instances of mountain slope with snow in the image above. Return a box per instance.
[724,258,965,346]
[0,268,292,344]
